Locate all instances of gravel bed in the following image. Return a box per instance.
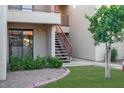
[0,68,68,88]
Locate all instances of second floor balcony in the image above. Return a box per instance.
[7,5,61,24]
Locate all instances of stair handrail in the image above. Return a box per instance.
[56,25,72,60]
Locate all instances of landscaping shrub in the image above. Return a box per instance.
[10,56,63,71]
[33,56,46,69]
[10,56,23,71]
[47,57,63,68]
[111,48,118,62]
[22,56,34,70]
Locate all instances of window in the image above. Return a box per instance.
[9,29,33,59]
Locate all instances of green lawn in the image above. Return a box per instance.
[41,66,124,88]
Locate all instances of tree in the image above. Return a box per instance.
[86,5,124,79]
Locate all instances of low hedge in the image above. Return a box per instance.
[10,56,63,71]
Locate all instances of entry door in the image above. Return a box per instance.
[9,29,33,59]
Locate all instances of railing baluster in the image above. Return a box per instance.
[8,5,54,12]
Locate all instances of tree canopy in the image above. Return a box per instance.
[86,5,124,45]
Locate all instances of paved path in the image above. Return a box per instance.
[0,68,69,88]
[63,58,122,70]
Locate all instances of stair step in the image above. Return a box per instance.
[55,50,67,52]
[56,44,63,46]
[55,39,60,41]
[55,42,61,44]
[55,41,61,43]
[56,47,64,49]
[57,56,69,59]
[59,59,70,63]
[55,49,67,51]
[55,41,60,43]
[56,55,68,57]
[55,52,67,54]
[55,44,64,47]
[62,59,70,61]
[58,59,70,62]
[55,38,59,40]
[56,52,68,55]
[56,47,66,49]
[55,43,62,45]
[55,44,61,46]
[56,49,66,51]
[56,51,67,53]
[55,43,63,45]
[55,53,68,56]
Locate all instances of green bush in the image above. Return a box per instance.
[47,57,63,68]
[10,56,23,71]
[111,48,118,62]
[33,56,46,69]
[22,56,34,70]
[10,56,63,71]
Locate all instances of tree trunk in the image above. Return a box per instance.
[105,43,111,79]
[105,43,108,78]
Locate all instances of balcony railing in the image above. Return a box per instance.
[8,5,33,11]
[8,5,58,12]
[61,15,69,26]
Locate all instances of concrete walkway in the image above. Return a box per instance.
[0,68,69,88]
[63,58,122,70]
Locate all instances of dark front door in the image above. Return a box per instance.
[9,29,33,60]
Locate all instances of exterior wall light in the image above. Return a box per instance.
[73,5,76,9]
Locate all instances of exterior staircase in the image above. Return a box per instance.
[55,25,72,62]
[55,33,70,62]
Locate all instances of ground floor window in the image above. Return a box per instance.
[9,29,33,60]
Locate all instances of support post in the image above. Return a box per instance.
[0,6,7,80]
[51,26,55,57]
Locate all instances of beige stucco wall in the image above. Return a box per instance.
[95,43,106,61]
[7,10,61,24]
[8,23,53,59]
[113,42,124,60]
[67,5,96,60]
[95,42,124,61]
[0,6,7,80]
[33,28,47,58]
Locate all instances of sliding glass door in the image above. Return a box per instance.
[9,29,33,59]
